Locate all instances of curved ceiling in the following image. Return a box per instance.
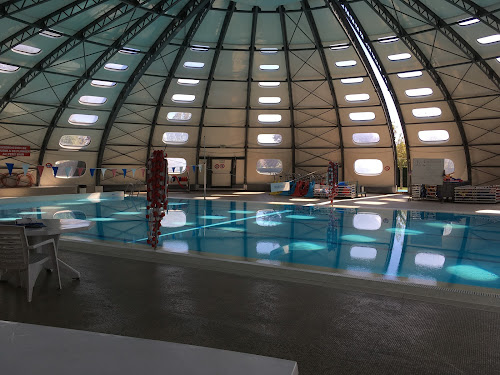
[0,0,499,186]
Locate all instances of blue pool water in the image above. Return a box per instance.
[1,195,500,291]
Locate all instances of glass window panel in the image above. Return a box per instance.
[162,132,189,145]
[257,134,282,145]
[104,63,128,71]
[354,159,383,176]
[388,53,411,61]
[167,112,192,121]
[341,77,363,84]
[258,114,282,123]
[336,60,357,67]
[54,160,86,178]
[345,93,370,102]
[167,158,187,174]
[68,114,98,125]
[260,64,279,70]
[256,159,283,175]
[184,61,204,69]
[177,78,200,86]
[91,80,116,88]
[79,95,107,105]
[352,133,380,144]
[59,135,91,149]
[412,107,442,118]
[477,34,500,44]
[398,71,422,79]
[349,112,375,121]
[12,44,41,55]
[418,130,449,143]
[259,97,281,104]
[172,94,195,103]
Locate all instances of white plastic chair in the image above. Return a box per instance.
[0,225,61,302]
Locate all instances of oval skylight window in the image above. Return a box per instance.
[260,48,278,54]
[418,130,450,143]
[257,134,282,145]
[388,53,411,61]
[336,60,357,67]
[345,93,370,102]
[167,112,192,121]
[259,82,280,88]
[497,57,500,62]
[191,45,209,52]
[59,135,91,149]
[378,36,399,43]
[260,64,279,71]
[184,61,204,69]
[477,34,500,44]
[104,63,128,71]
[162,132,189,145]
[405,88,433,97]
[12,44,41,55]
[259,97,281,104]
[258,114,282,123]
[177,78,200,86]
[119,47,140,55]
[353,213,382,230]
[167,158,187,174]
[398,71,422,79]
[91,80,116,88]
[330,43,349,50]
[39,29,62,38]
[172,94,195,103]
[349,112,375,121]
[79,95,107,106]
[458,18,480,26]
[341,77,363,84]
[412,107,442,118]
[68,114,98,125]
[256,159,283,175]
[354,159,383,176]
[0,63,20,73]
[352,133,380,144]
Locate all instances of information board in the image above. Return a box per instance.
[412,158,444,185]
[0,145,30,157]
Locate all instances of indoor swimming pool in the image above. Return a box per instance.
[1,194,499,291]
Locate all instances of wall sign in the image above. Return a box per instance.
[0,145,30,157]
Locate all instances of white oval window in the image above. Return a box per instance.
[260,64,279,71]
[349,112,375,121]
[405,88,433,97]
[477,34,500,44]
[172,94,195,103]
[341,77,363,84]
[259,82,280,88]
[397,71,422,79]
[330,43,349,50]
[336,60,357,67]
[191,45,209,52]
[0,63,20,73]
[68,114,98,125]
[12,44,41,55]
[40,29,62,38]
[256,159,283,175]
[258,114,282,123]
[260,48,278,54]
[352,133,380,145]
[345,93,370,102]
[354,159,383,176]
[184,61,205,69]
[167,158,187,174]
[54,160,86,178]
[378,36,399,43]
[91,80,116,88]
[459,18,480,26]
[418,130,449,143]
[167,112,192,121]
[388,53,411,61]
[104,63,128,71]
[119,47,140,55]
[353,213,382,230]
[79,95,107,106]
[257,134,282,145]
[259,97,281,105]
[59,135,91,149]
[177,79,199,86]
[162,132,188,145]
[412,107,442,118]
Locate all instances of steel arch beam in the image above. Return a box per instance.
[0,2,139,114]
[302,0,344,179]
[444,0,500,33]
[279,5,296,176]
[363,0,472,182]
[38,0,182,168]
[397,0,500,91]
[147,4,211,162]
[327,0,402,184]
[242,6,258,187]
[195,1,235,186]
[96,0,211,185]
[0,0,105,56]
[0,0,52,15]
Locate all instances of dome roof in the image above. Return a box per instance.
[0,0,498,187]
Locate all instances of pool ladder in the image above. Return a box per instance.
[125,183,140,197]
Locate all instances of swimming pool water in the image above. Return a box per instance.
[1,195,500,291]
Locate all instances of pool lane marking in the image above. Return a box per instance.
[134,209,293,242]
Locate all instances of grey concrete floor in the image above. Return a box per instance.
[1,250,499,375]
